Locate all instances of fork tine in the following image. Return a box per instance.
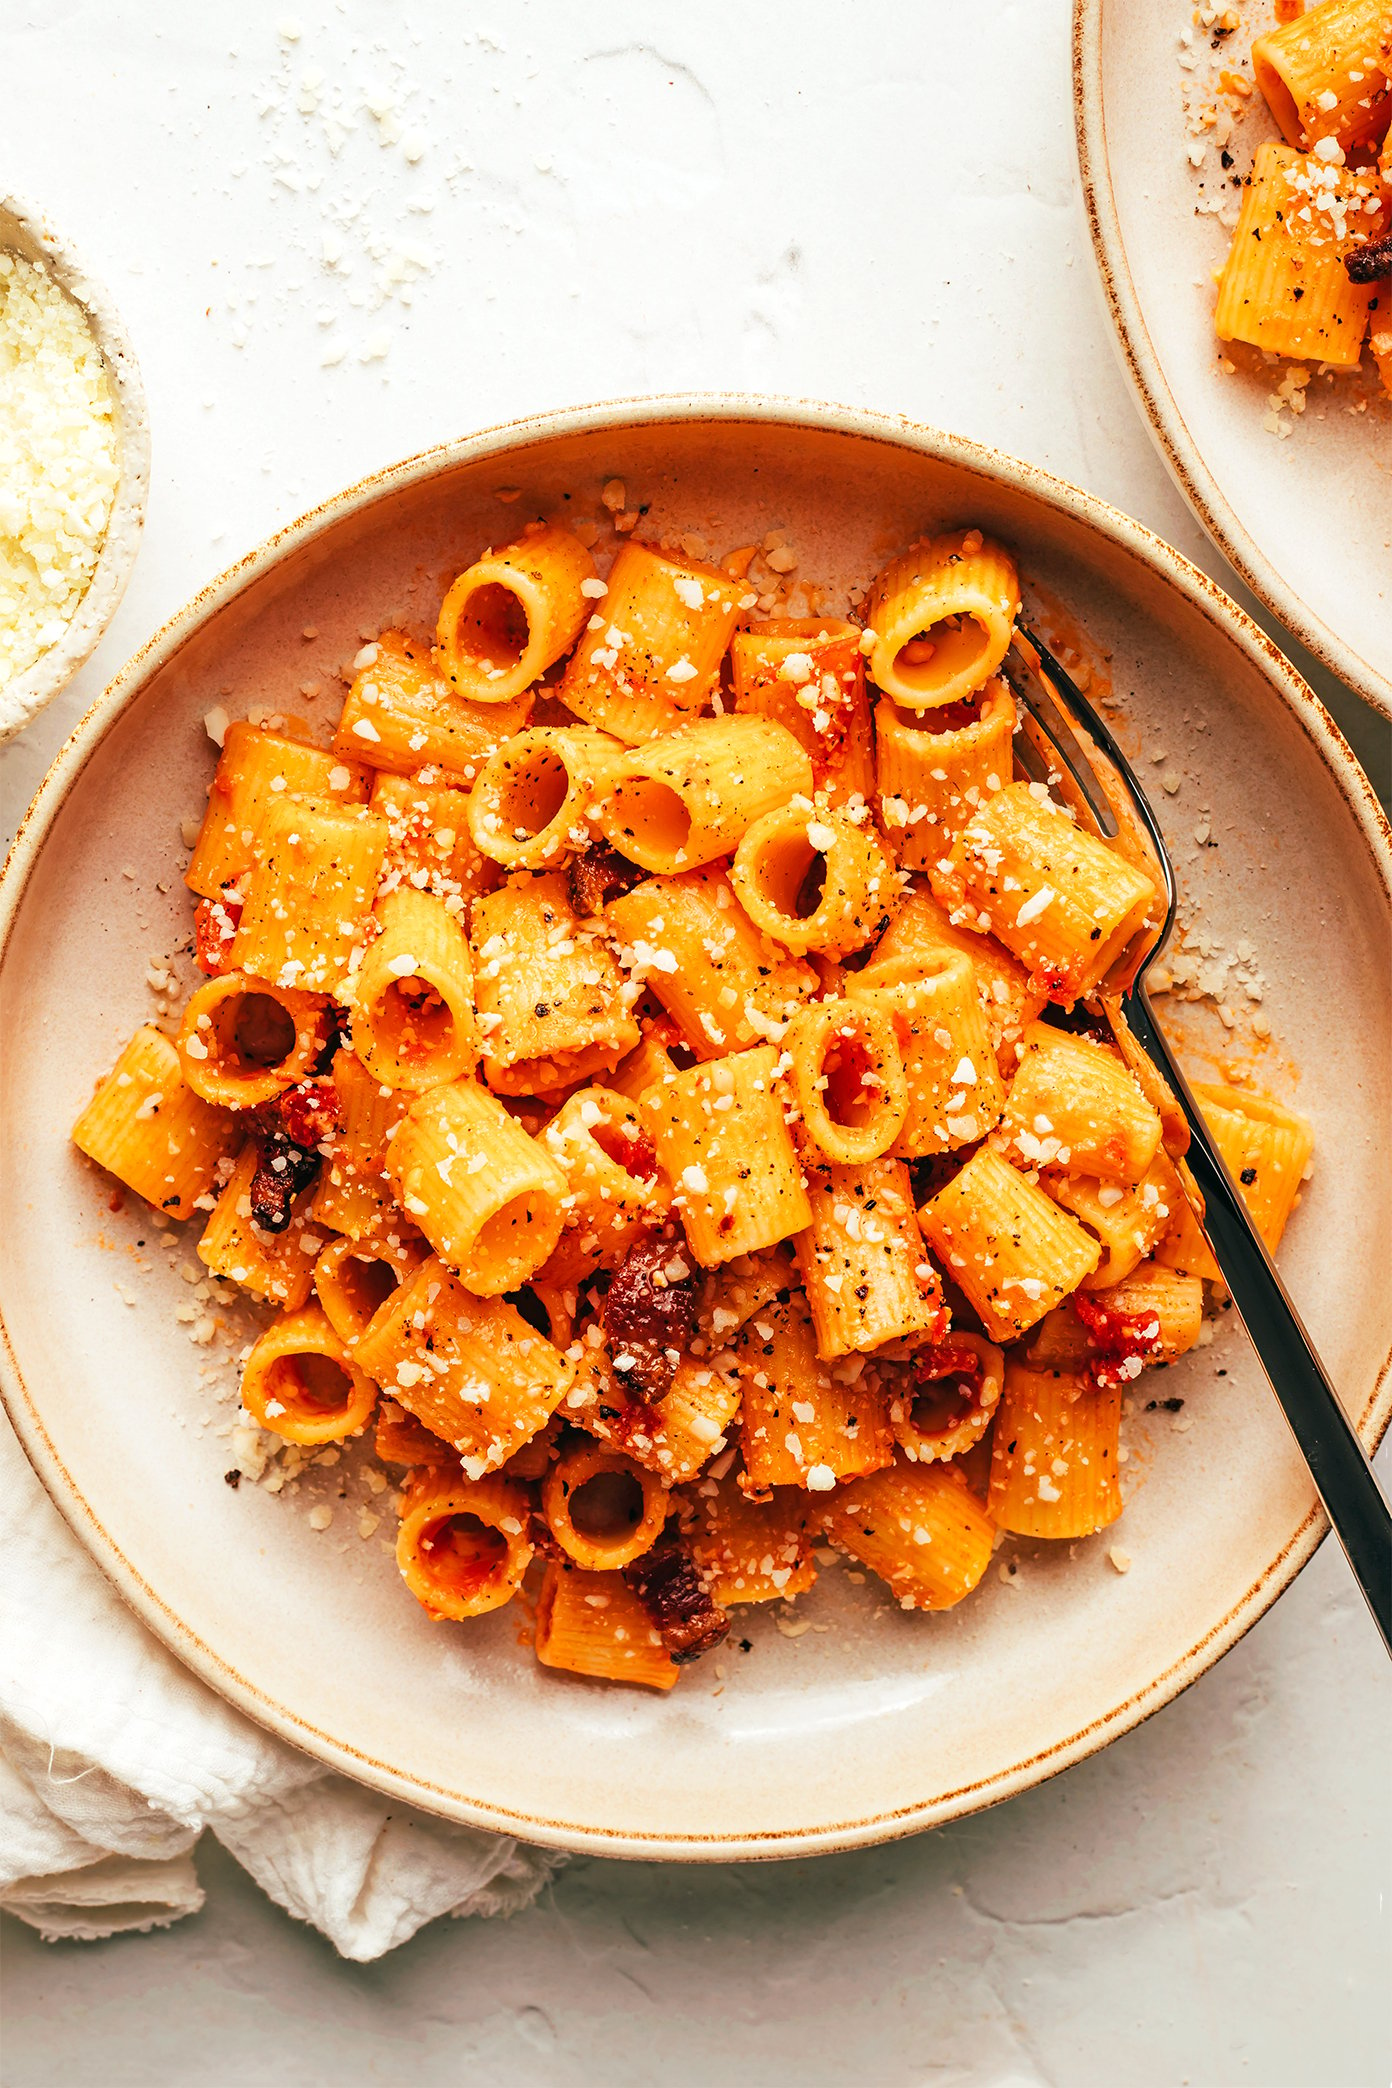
[1008,623,1177,939]
[1003,648,1119,838]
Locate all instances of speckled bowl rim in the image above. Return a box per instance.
[1071,0,1392,724]
[0,192,150,743]
[2,394,1389,1860]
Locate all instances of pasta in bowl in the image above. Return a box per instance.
[67,510,1318,1690]
[3,400,1388,1852]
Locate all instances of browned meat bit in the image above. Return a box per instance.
[623,1541,729,1663]
[566,842,646,917]
[248,1078,341,1233]
[602,1232,696,1404]
[1346,234,1392,284]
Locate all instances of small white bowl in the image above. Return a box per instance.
[0,194,150,743]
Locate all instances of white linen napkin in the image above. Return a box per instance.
[0,1417,564,1959]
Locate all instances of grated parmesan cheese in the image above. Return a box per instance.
[0,250,119,691]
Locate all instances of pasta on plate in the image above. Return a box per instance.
[1206,0,1391,400]
[70,512,1314,1690]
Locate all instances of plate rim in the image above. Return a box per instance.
[1071,0,1392,724]
[3,390,1390,1860]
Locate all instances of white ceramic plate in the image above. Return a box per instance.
[2,398,1389,1859]
[1074,0,1392,720]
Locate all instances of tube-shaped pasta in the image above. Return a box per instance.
[185,723,369,900]
[641,1045,812,1268]
[197,1144,324,1308]
[782,998,908,1166]
[679,1469,817,1605]
[240,1301,377,1445]
[866,887,1047,1076]
[605,869,816,1060]
[231,799,389,995]
[880,1331,1005,1465]
[370,771,498,913]
[605,1032,681,1107]
[1215,141,1380,366]
[1027,1262,1205,1385]
[864,529,1020,712]
[931,782,1156,1002]
[350,888,477,1093]
[729,616,875,806]
[541,1441,670,1570]
[375,1398,456,1469]
[874,677,1015,871]
[694,1244,797,1349]
[539,1086,670,1285]
[1252,0,1391,152]
[560,541,744,743]
[849,951,1007,1156]
[571,1341,743,1485]
[596,717,813,875]
[534,1562,678,1689]
[988,1363,1122,1539]
[335,631,532,784]
[736,1290,894,1491]
[819,1457,995,1609]
[918,1144,1101,1341]
[307,1048,408,1238]
[313,1227,428,1347]
[795,1156,947,1360]
[72,1025,240,1220]
[177,971,329,1110]
[1152,1155,1222,1285]
[436,524,596,705]
[1187,1082,1315,1252]
[471,872,640,1095]
[1000,1022,1164,1184]
[1048,1149,1181,1292]
[730,800,896,957]
[387,1079,568,1295]
[397,1470,535,1621]
[466,725,627,871]
[355,1254,574,1477]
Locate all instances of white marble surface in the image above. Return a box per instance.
[0,2,1388,2082]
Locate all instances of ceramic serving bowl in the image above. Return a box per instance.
[1,397,1388,1859]
[0,194,150,743]
[1073,0,1392,721]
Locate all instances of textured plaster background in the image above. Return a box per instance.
[0,2,1388,2084]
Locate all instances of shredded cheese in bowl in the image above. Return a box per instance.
[0,248,121,695]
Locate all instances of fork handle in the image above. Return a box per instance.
[1124,988,1392,1653]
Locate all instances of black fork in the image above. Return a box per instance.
[1003,625,1391,1653]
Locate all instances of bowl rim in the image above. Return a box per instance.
[0,191,151,743]
[1071,0,1392,724]
[2,391,1389,1859]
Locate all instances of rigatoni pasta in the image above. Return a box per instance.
[875,676,1015,871]
[1215,141,1381,367]
[73,1025,242,1220]
[335,631,531,782]
[730,800,896,957]
[350,888,477,1092]
[436,524,596,705]
[596,716,813,874]
[729,616,875,805]
[864,529,1020,711]
[560,541,744,742]
[72,502,1315,1692]
[931,782,1157,1001]
[1207,0,1390,401]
